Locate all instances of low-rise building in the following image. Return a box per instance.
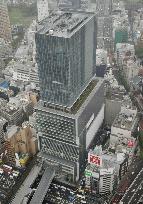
[3,59,39,88]
[4,123,38,164]
[130,75,142,93]
[105,82,133,126]
[0,98,23,125]
[110,107,138,164]
[0,92,35,125]
[96,49,107,77]
[105,85,126,126]
[123,59,139,84]
[111,107,138,143]
[84,146,128,194]
[116,43,135,66]
[96,49,108,66]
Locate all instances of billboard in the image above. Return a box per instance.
[88,153,102,166]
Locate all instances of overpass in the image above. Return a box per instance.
[30,167,55,204]
[11,165,42,204]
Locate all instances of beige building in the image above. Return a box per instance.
[17,126,38,155]
[5,125,38,160]
[123,59,139,84]
[0,0,12,42]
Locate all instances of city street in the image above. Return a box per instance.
[111,157,143,203]
[121,169,143,204]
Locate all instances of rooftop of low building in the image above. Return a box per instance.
[106,85,126,101]
[0,116,7,126]
[112,107,137,130]
[0,91,33,115]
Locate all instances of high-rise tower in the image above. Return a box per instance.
[37,0,49,22]
[35,11,104,182]
[0,0,12,42]
[36,11,96,107]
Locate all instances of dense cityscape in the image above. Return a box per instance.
[0,0,143,203]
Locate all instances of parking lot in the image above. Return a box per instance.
[111,157,143,203]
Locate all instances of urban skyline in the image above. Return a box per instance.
[0,0,143,203]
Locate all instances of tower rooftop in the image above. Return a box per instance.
[37,11,95,37]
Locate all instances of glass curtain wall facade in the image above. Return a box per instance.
[35,15,96,107]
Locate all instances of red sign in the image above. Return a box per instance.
[128,140,134,147]
[88,154,102,166]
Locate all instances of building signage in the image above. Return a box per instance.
[100,168,114,176]
[88,153,102,166]
[128,140,134,148]
[85,170,92,177]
